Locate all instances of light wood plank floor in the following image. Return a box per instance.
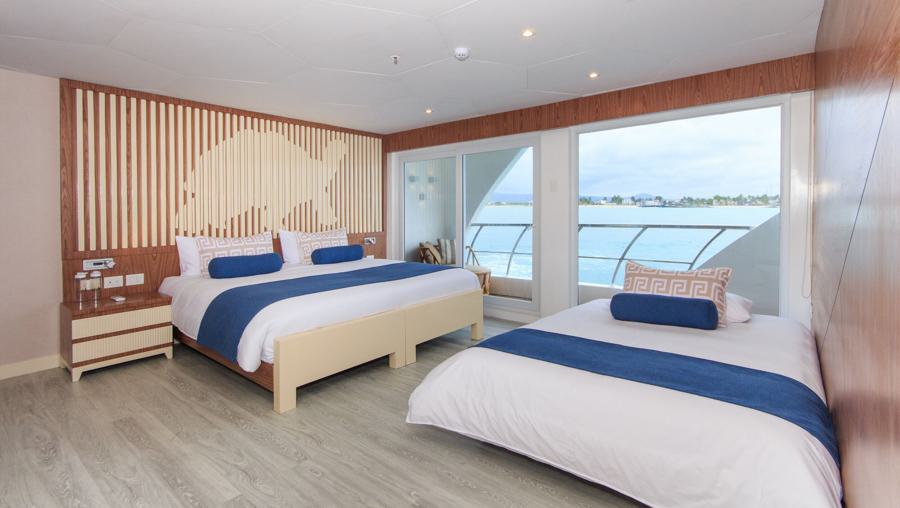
[0,319,643,507]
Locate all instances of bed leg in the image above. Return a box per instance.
[274,386,297,414]
[471,320,484,341]
[388,351,404,369]
[405,342,417,366]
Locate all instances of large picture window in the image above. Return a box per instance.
[578,106,783,314]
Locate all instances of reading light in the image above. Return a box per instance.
[425,108,433,114]
[521,28,535,38]
[588,72,599,79]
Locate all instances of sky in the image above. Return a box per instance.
[578,106,782,199]
[492,105,782,200]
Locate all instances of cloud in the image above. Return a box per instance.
[578,106,781,198]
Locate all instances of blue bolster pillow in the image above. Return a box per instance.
[311,244,364,265]
[610,293,718,330]
[208,253,282,279]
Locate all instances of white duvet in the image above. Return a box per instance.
[159,259,479,372]
[407,299,842,508]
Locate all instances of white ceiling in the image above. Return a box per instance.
[0,0,823,134]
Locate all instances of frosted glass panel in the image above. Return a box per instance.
[403,157,456,262]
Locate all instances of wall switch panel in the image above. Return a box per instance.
[83,258,115,270]
[125,273,145,286]
[364,237,377,245]
[103,275,124,289]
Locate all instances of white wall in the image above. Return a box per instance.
[0,68,62,379]
[784,91,813,327]
[538,129,576,317]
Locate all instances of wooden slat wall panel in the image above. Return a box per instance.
[813,1,900,507]
[61,80,383,259]
[384,54,815,153]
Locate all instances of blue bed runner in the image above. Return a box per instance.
[197,262,454,363]
[475,328,840,467]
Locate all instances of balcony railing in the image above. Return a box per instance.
[466,222,752,284]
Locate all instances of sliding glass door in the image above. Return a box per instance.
[402,157,457,262]
[401,141,537,306]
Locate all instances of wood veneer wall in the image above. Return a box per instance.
[385,54,814,152]
[60,80,385,301]
[812,1,900,506]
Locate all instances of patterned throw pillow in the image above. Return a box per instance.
[295,228,348,265]
[622,261,732,327]
[196,232,274,277]
[438,238,457,265]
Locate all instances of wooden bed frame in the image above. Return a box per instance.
[176,289,483,413]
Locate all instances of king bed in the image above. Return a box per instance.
[161,257,483,413]
[407,298,842,507]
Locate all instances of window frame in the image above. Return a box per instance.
[570,94,793,316]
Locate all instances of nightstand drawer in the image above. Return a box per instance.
[72,325,173,364]
[72,305,172,340]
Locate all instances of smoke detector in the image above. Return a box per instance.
[454,47,470,61]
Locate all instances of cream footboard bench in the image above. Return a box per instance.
[178,289,484,413]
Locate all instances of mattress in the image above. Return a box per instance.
[407,298,842,508]
[159,258,479,372]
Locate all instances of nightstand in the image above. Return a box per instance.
[60,292,173,381]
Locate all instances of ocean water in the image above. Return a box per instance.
[467,205,779,285]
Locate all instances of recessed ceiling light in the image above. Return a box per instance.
[521,28,535,38]
[425,108,433,115]
[588,71,599,79]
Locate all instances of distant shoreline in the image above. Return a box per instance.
[487,203,778,209]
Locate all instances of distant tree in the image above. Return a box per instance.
[611,195,624,205]
[654,195,663,202]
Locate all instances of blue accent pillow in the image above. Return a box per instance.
[311,244,364,265]
[610,293,719,330]
[208,253,282,279]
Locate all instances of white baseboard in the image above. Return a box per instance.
[0,354,61,381]
[484,305,539,324]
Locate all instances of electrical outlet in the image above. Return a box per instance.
[125,273,145,286]
[364,237,377,245]
[103,275,124,289]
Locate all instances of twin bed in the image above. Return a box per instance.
[160,257,483,413]
[159,235,841,506]
[408,298,842,507]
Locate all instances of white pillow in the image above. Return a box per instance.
[295,229,349,265]
[725,292,753,323]
[175,236,201,276]
[279,230,300,264]
[196,232,274,277]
